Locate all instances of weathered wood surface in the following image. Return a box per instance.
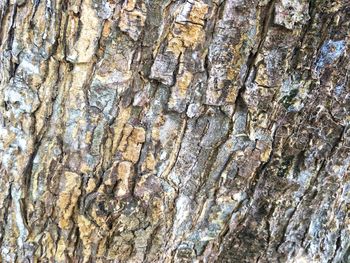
[0,0,349,262]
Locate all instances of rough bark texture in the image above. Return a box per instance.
[0,0,349,262]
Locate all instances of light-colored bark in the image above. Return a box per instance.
[0,0,349,262]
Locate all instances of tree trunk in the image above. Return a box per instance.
[0,0,349,262]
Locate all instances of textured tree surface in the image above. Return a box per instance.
[0,0,349,262]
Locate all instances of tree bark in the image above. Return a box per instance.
[0,0,349,262]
